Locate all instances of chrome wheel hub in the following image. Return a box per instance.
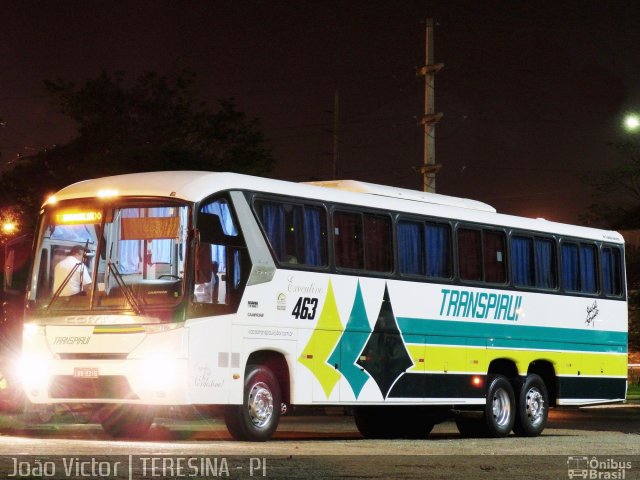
[248,382,273,428]
[492,388,512,428]
[525,387,545,427]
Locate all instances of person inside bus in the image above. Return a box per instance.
[52,245,92,296]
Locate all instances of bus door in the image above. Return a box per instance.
[194,197,247,311]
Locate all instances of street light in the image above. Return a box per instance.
[624,114,640,132]
[2,222,16,234]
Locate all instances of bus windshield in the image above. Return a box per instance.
[29,201,189,318]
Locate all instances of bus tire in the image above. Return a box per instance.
[484,375,516,437]
[513,374,548,437]
[398,407,435,439]
[354,406,435,439]
[458,376,516,437]
[455,416,485,437]
[101,405,154,438]
[354,406,392,438]
[225,365,281,442]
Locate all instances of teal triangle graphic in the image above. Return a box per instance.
[328,281,371,398]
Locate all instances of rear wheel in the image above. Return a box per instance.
[484,375,515,437]
[513,374,548,437]
[225,365,281,441]
[101,405,154,438]
[456,375,515,438]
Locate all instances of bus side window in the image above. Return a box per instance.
[334,211,363,270]
[363,214,392,273]
[254,199,328,268]
[602,246,622,296]
[458,228,482,281]
[483,230,506,284]
[511,235,534,287]
[562,242,597,294]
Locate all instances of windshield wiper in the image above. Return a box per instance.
[107,261,144,315]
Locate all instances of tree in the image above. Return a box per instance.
[583,140,640,229]
[0,71,275,237]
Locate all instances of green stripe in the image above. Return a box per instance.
[397,317,627,353]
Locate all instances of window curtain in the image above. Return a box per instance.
[602,248,612,295]
[398,221,423,275]
[535,239,555,289]
[119,208,141,274]
[579,245,597,293]
[511,236,533,286]
[149,207,171,263]
[426,223,450,278]
[561,244,579,291]
[290,206,304,262]
[304,207,325,266]
[260,203,285,261]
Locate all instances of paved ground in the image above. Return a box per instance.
[0,405,637,479]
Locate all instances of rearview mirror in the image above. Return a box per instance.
[197,213,227,244]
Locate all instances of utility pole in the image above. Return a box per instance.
[417,18,443,193]
[332,90,339,179]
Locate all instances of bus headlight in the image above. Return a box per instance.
[17,354,52,393]
[141,353,177,393]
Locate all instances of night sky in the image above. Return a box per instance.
[2,1,639,224]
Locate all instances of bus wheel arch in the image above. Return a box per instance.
[245,350,291,406]
[487,358,519,380]
[527,360,556,407]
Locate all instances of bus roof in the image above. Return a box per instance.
[304,179,497,213]
[47,171,624,244]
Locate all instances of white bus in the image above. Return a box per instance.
[20,171,627,440]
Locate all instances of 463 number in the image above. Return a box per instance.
[292,297,318,320]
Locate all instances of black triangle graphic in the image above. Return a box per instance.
[356,284,413,398]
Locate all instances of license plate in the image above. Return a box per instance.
[73,367,99,379]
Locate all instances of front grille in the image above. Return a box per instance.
[48,375,138,400]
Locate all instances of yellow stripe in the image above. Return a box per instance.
[405,344,627,377]
[93,325,145,334]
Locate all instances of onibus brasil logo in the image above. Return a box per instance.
[567,456,632,479]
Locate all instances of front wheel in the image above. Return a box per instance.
[225,365,281,441]
[513,374,548,437]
